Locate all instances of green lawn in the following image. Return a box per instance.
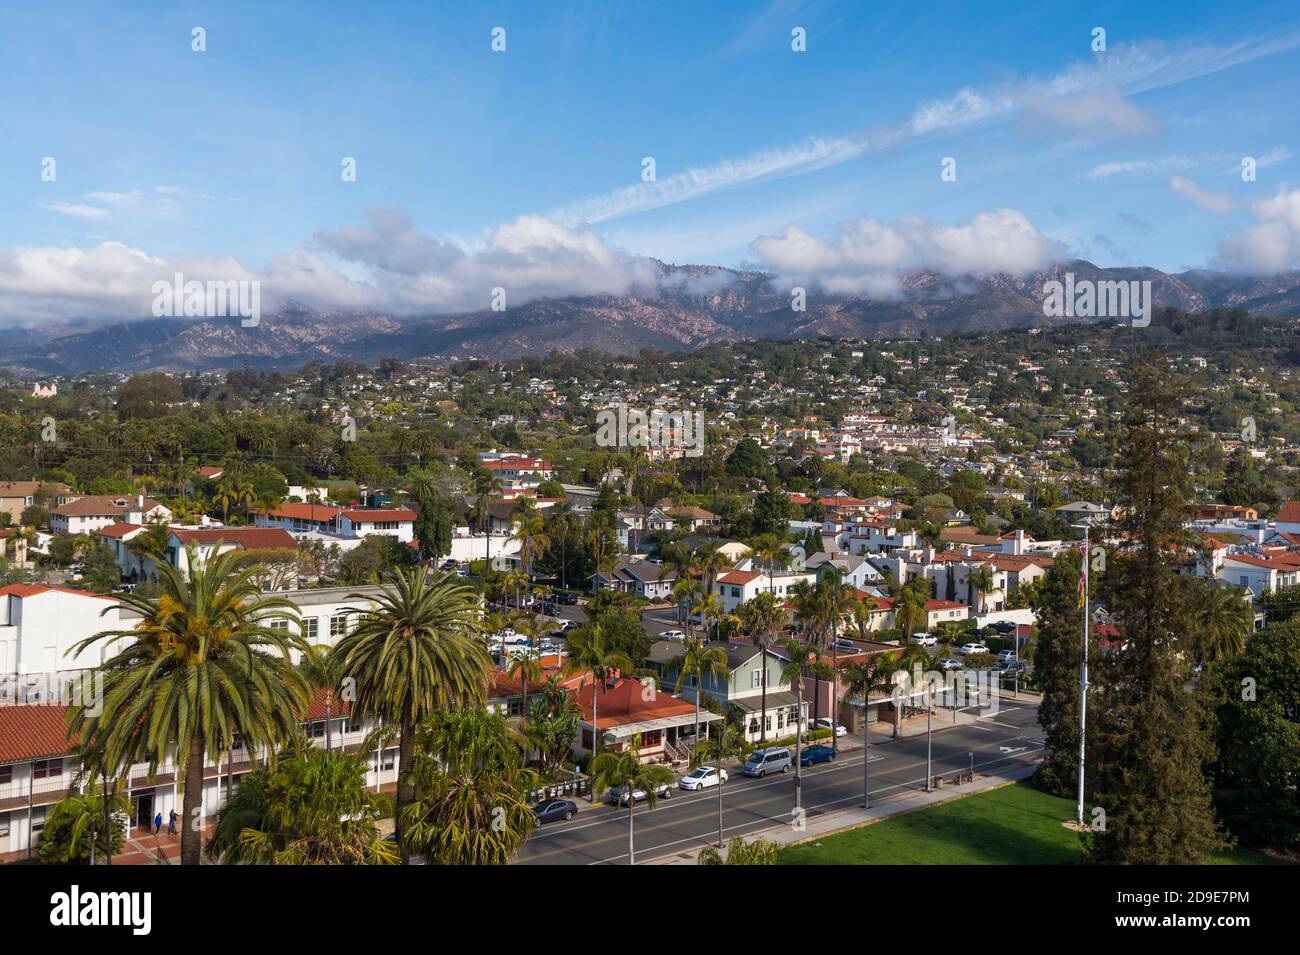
[779,783,1287,865]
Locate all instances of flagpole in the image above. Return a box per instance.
[1076,525,1089,827]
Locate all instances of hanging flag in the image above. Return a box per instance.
[1077,548,1088,609]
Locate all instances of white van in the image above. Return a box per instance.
[743,747,793,777]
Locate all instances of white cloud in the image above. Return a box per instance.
[1215,185,1300,272]
[43,202,112,221]
[1086,156,1194,179]
[750,209,1065,296]
[0,208,663,324]
[1169,176,1235,214]
[553,31,1300,224]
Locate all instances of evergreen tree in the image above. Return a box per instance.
[1088,358,1227,863]
[1029,549,1096,797]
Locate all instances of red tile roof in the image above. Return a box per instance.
[1277,501,1300,523]
[0,583,119,602]
[0,705,76,764]
[96,523,144,539]
[572,678,695,729]
[170,528,297,549]
[339,509,416,522]
[261,504,341,522]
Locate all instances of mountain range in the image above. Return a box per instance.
[6,260,1300,375]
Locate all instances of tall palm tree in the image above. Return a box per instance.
[691,722,751,848]
[400,709,538,865]
[507,647,544,723]
[842,655,895,808]
[776,634,828,815]
[739,591,786,743]
[672,576,703,630]
[1192,583,1252,664]
[68,546,310,865]
[589,737,675,865]
[470,471,503,573]
[334,567,492,863]
[967,565,995,614]
[510,503,550,581]
[562,623,633,759]
[670,636,730,746]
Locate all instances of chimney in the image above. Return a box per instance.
[136,494,145,509]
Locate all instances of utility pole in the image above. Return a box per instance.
[925,697,933,792]
[1076,525,1090,827]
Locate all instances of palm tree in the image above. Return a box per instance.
[776,634,828,815]
[207,738,398,865]
[470,471,503,573]
[698,592,725,642]
[507,647,545,723]
[401,709,537,865]
[749,533,788,593]
[510,504,550,582]
[697,835,780,865]
[68,546,310,865]
[894,578,931,636]
[334,567,493,863]
[1193,583,1252,663]
[36,783,129,865]
[671,636,730,746]
[589,736,675,865]
[842,655,895,808]
[739,591,786,743]
[672,576,703,630]
[297,644,341,752]
[967,565,995,614]
[525,676,581,776]
[691,722,750,848]
[562,622,634,757]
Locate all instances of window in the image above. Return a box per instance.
[641,730,662,747]
[0,813,9,838]
[33,759,62,780]
[751,668,765,689]
[330,614,349,638]
[303,617,319,641]
[306,721,326,739]
[0,765,10,785]
[267,619,289,631]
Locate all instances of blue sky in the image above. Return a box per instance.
[1,0,1298,323]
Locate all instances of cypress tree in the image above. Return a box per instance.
[1087,357,1227,863]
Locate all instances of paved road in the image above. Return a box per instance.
[516,698,1045,865]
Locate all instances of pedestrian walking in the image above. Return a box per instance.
[168,809,178,835]
[153,812,163,836]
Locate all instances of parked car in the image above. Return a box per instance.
[814,718,847,737]
[800,744,836,766]
[678,766,727,790]
[549,618,576,633]
[533,799,578,823]
[658,629,686,642]
[937,657,963,671]
[557,592,579,605]
[743,747,793,777]
[439,559,459,571]
[991,660,1027,676]
[993,620,1018,634]
[996,649,1017,663]
[832,638,857,652]
[956,642,989,656]
[605,782,672,805]
[909,632,938,646]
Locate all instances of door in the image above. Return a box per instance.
[133,792,154,831]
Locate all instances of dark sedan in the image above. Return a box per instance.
[799,744,836,766]
[533,799,578,823]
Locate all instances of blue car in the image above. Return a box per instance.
[533,798,578,823]
[800,744,836,766]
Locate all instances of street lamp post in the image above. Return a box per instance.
[968,750,974,782]
[925,699,933,792]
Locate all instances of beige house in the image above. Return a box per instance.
[0,481,73,525]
